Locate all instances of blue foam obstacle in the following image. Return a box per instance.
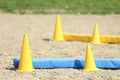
[13,58,120,69]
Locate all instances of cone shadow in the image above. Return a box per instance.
[43,39,51,41]
[6,67,16,71]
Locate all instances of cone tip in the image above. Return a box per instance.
[95,23,98,25]
[95,23,98,28]
[24,33,27,36]
[23,34,28,38]
[56,14,60,19]
[87,43,91,47]
[56,14,60,17]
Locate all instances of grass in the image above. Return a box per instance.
[0,0,120,14]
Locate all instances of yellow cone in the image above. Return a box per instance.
[84,44,98,71]
[17,34,35,72]
[91,24,101,44]
[53,15,64,41]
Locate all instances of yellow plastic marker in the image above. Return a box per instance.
[17,34,35,72]
[53,15,64,41]
[84,44,99,71]
[91,24,101,44]
[63,33,120,43]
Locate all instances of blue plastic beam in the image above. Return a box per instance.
[13,58,120,69]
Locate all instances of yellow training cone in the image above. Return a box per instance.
[91,24,101,44]
[53,15,64,41]
[17,34,35,72]
[84,44,98,71]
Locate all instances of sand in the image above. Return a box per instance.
[0,13,120,80]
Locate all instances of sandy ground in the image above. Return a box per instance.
[0,13,120,80]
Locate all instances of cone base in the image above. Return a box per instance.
[83,68,99,72]
[90,41,101,44]
[53,39,64,41]
[17,68,35,72]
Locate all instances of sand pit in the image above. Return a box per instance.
[0,13,120,80]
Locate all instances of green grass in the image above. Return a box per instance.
[0,0,120,14]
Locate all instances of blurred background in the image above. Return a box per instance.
[0,0,120,14]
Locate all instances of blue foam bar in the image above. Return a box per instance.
[13,58,120,69]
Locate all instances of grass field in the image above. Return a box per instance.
[0,0,120,14]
